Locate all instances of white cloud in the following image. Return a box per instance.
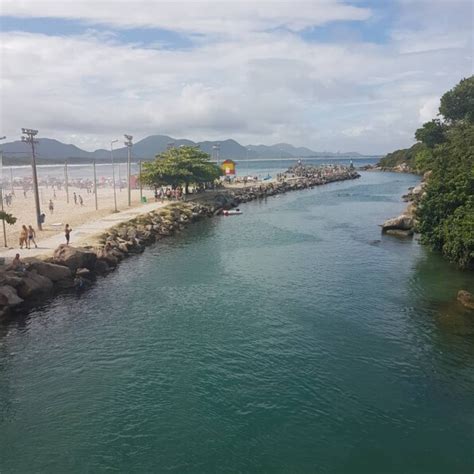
[0,1,472,154]
[419,97,440,124]
[0,0,371,34]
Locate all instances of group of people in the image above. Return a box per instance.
[154,186,184,202]
[1,193,14,206]
[73,192,84,206]
[17,223,72,249]
[19,225,38,249]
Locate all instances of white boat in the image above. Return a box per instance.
[223,209,242,216]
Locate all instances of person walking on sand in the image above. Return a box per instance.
[49,199,54,214]
[65,224,72,245]
[27,225,38,248]
[19,225,28,249]
[73,192,77,205]
[79,195,83,206]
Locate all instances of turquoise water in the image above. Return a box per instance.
[1,171,473,473]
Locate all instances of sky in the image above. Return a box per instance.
[0,0,472,154]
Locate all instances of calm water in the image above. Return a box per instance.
[1,171,473,473]
[6,156,376,182]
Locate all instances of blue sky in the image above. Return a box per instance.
[0,0,472,153]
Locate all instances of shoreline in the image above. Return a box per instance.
[0,168,360,321]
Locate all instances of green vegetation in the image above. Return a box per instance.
[380,76,473,270]
[141,146,222,194]
[0,211,17,225]
[378,142,426,172]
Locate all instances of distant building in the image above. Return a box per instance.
[221,159,236,176]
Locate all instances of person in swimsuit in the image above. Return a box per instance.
[19,225,28,249]
[28,225,38,248]
[65,224,72,245]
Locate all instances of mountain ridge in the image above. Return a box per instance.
[1,134,372,164]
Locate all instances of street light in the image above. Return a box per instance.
[0,136,7,246]
[110,139,118,212]
[212,143,220,165]
[21,128,42,230]
[124,134,133,206]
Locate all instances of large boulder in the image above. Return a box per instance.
[381,214,414,233]
[384,229,414,238]
[0,285,24,307]
[52,245,97,273]
[0,271,24,288]
[17,270,54,299]
[457,290,474,310]
[28,261,72,282]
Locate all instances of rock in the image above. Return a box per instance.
[94,259,110,275]
[0,271,24,288]
[17,270,54,299]
[28,261,72,282]
[384,229,414,238]
[457,290,474,310]
[53,245,97,273]
[0,285,24,307]
[76,268,94,280]
[381,214,414,232]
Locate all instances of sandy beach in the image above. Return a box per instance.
[0,184,157,253]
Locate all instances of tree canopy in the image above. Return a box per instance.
[414,76,474,270]
[0,211,17,225]
[141,146,222,193]
[379,75,474,269]
[439,76,474,124]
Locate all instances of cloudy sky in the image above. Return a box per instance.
[0,0,472,154]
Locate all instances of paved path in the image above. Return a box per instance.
[0,200,167,262]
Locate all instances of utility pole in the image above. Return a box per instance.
[21,128,42,230]
[124,134,133,206]
[64,161,69,203]
[110,140,118,212]
[139,160,143,202]
[0,136,7,247]
[10,167,14,195]
[93,160,98,210]
[213,143,220,165]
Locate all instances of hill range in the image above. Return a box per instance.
[0,134,373,164]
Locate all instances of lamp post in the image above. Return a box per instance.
[110,139,118,212]
[212,143,220,165]
[64,161,69,203]
[21,128,42,230]
[0,136,7,246]
[93,160,98,210]
[124,134,133,206]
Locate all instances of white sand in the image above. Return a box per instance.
[0,184,159,259]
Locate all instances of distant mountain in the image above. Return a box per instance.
[0,134,369,164]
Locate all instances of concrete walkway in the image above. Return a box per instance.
[0,200,168,262]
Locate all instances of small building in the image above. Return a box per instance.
[221,159,236,176]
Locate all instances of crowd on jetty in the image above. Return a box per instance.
[0,163,359,319]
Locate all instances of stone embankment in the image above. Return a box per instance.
[381,171,431,238]
[0,168,360,320]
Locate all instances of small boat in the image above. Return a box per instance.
[223,209,242,216]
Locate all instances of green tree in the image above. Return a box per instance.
[414,119,447,148]
[141,146,222,194]
[416,123,474,269]
[439,76,474,124]
[0,211,17,225]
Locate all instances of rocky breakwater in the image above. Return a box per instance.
[381,171,431,238]
[0,202,213,320]
[221,165,360,208]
